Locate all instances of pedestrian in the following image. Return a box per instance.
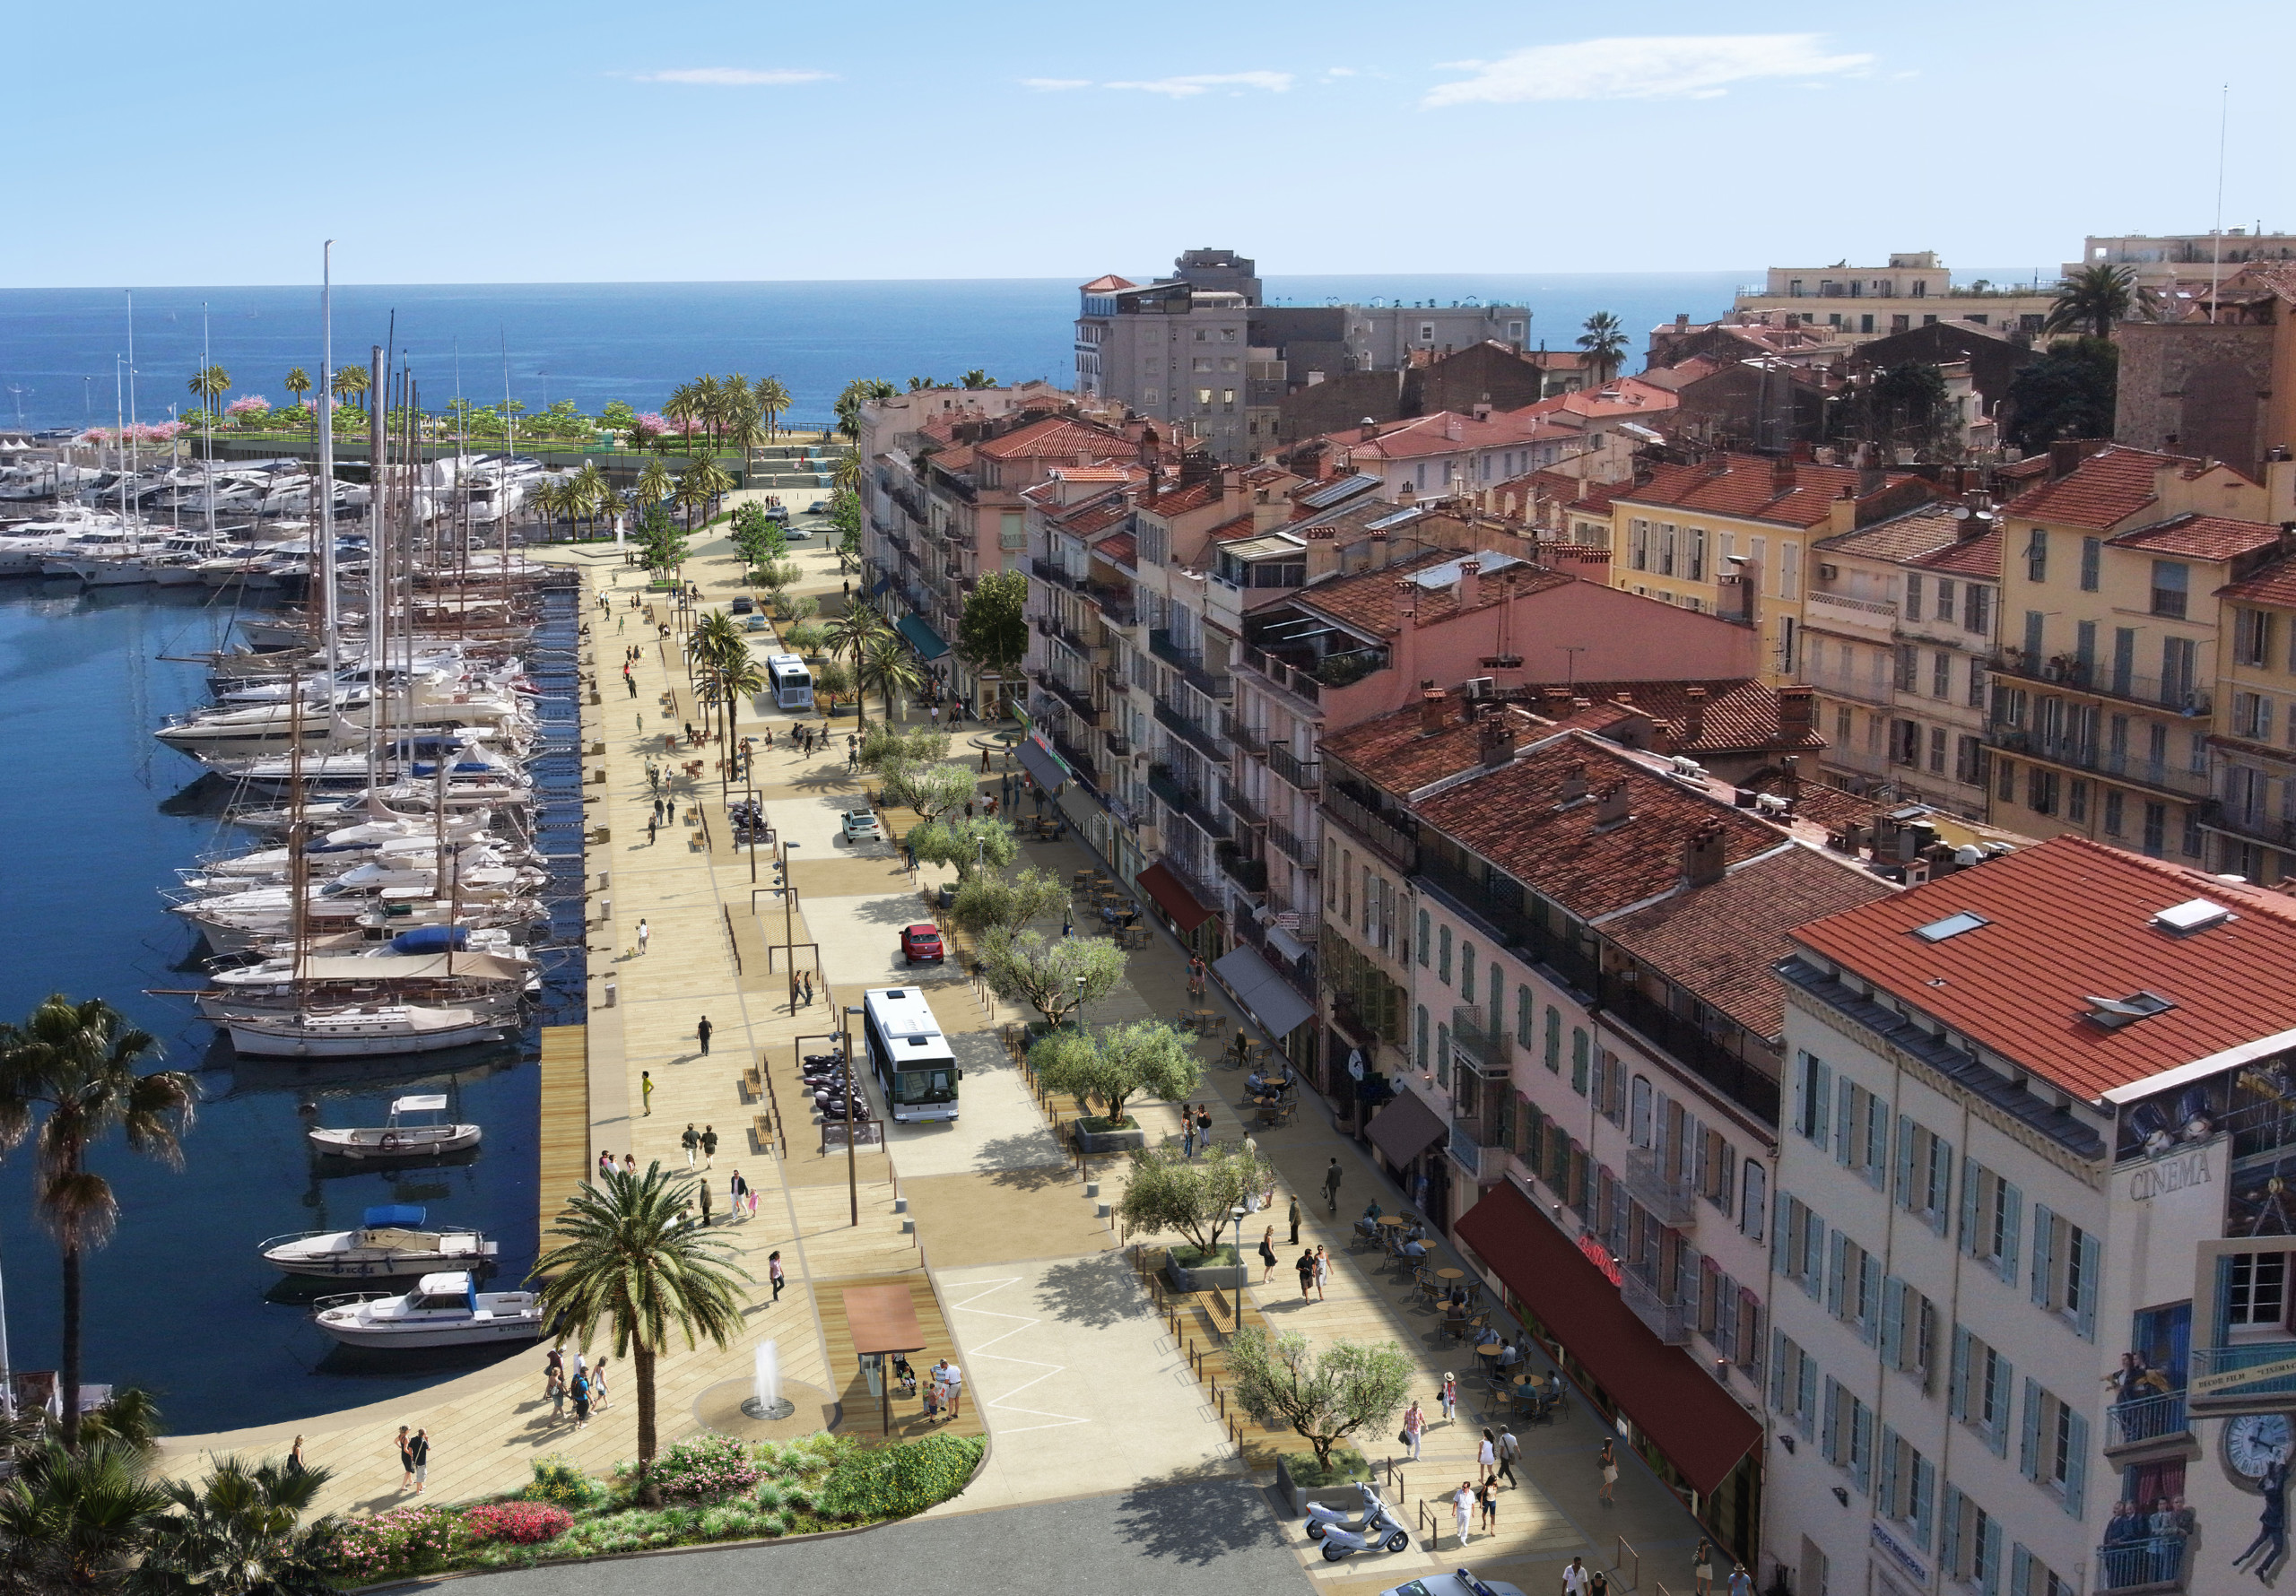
[627,673,637,698]
[1498,1425,1520,1488]
[1692,1541,1714,1596]
[1404,1399,1426,1461]
[648,815,658,845]
[544,1347,565,1402]
[592,1357,610,1411]
[570,1370,591,1430]
[1598,1437,1618,1503]
[730,1167,750,1219]
[1452,1480,1474,1547]
[929,705,939,727]
[596,1149,613,1180]
[1440,1371,1459,1423]
[1258,1226,1278,1283]
[1323,1157,1343,1214]
[640,1071,653,1116]
[682,1123,700,1167]
[925,1362,945,1420]
[622,1152,637,1175]
[980,747,991,774]
[637,918,650,956]
[1589,1569,1610,1596]
[1726,1565,1753,1596]
[1315,1245,1329,1300]
[1563,1557,1592,1596]
[1477,1477,1498,1534]
[1287,1195,1300,1246]
[697,1015,714,1055]
[287,1435,306,1476]
[701,1124,718,1167]
[770,1250,785,1301]
[1479,1427,1499,1485]
[941,1358,964,1419]
[408,1428,430,1493]
[1180,1105,1196,1159]
[1195,1104,1211,1151]
[801,968,814,1004]
[698,1179,714,1226]
[395,1426,413,1491]
[1296,1248,1316,1301]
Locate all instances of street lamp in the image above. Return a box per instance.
[780,840,803,1013]
[842,1004,864,1227]
[1231,1204,1248,1271]
[1074,974,1087,1036]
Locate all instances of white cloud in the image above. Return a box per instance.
[633,67,834,86]
[1104,71,1293,98]
[1021,77,1092,91]
[1324,66,1357,78]
[1424,34,1871,108]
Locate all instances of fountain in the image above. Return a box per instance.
[742,1339,796,1421]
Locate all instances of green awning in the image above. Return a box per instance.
[896,614,949,661]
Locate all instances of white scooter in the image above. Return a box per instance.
[1304,1483,1412,1560]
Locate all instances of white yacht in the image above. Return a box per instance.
[307,1095,483,1160]
[262,1204,495,1278]
[312,1271,544,1349]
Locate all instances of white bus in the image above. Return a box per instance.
[860,986,961,1122]
[764,654,813,710]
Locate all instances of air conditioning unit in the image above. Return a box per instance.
[1464,676,1494,699]
[1817,564,1839,581]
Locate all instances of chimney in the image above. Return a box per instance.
[1682,685,1708,745]
[1682,820,1728,888]
[1557,762,1589,804]
[1473,402,1493,422]
[1477,707,1513,768]
[1144,464,1161,505]
[1418,681,1448,736]
[1360,417,1380,444]
[1457,559,1483,610]
[1778,687,1814,745]
[1771,457,1797,493]
[1593,780,1632,828]
[1779,753,1803,799]
[1541,686,1574,719]
[1443,415,1465,443]
[1675,313,1690,331]
[2048,438,2085,481]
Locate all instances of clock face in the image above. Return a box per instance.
[2226,1413,2295,1481]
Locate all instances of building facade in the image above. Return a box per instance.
[1732,252,2051,343]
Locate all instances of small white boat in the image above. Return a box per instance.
[223,1002,519,1056]
[261,1203,496,1279]
[313,1271,544,1349]
[308,1094,483,1160]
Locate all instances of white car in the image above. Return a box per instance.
[839,809,883,843]
[1379,1574,1527,1596]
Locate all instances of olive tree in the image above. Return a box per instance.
[950,865,1067,941]
[907,814,1016,880]
[883,760,978,823]
[980,929,1123,1028]
[1225,1328,1413,1471]
[1028,1019,1201,1128]
[1117,1140,1273,1261]
[857,724,950,776]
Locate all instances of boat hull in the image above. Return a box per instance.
[307,1124,483,1159]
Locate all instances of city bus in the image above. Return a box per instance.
[764,654,813,710]
[859,986,961,1123]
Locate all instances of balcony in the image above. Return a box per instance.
[1805,667,1896,709]
[2203,804,2296,850]
[1038,669,1104,726]
[1238,644,1322,707]
[1448,1118,1509,1184]
[1990,727,2213,798]
[2188,1343,2296,1414]
[1267,817,1317,870]
[1994,650,2213,718]
[1150,629,1233,700]
[1326,786,1415,871]
[1086,581,1138,627]
[1619,1261,1692,1345]
[1153,697,1230,764]
[1451,1005,1512,1077]
[1147,764,1231,842]
[1267,742,1321,794]
[1225,784,1265,828]
[1804,589,1900,643]
[1029,557,1085,594]
[1597,977,1782,1125]
[2095,1537,2186,1593]
[1622,1148,1699,1227]
[1418,858,1601,997]
[2104,1392,2193,1461]
[1217,843,1268,897]
[1224,714,1266,757]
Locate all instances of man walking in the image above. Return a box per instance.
[1563,1557,1591,1596]
[698,1179,714,1226]
[682,1123,700,1168]
[1180,1105,1196,1159]
[1287,1194,1301,1246]
[407,1428,430,1494]
[640,1071,653,1116]
[729,1167,750,1219]
[700,1124,718,1168]
[1323,1157,1344,1214]
[1496,1424,1520,1488]
[696,1015,713,1055]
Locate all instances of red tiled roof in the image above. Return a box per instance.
[1611,455,1902,530]
[1320,703,1543,794]
[1414,734,1794,920]
[1079,274,1136,292]
[1607,844,1893,1037]
[2218,552,2296,607]
[2109,512,2283,561]
[1909,527,2002,579]
[1296,551,1572,638]
[1542,679,1828,754]
[1816,506,1977,563]
[1055,497,1133,537]
[2002,444,2201,531]
[1205,514,1260,542]
[973,416,1130,461]
[1095,533,1137,568]
[1790,834,2296,1100]
[1139,480,1226,517]
[928,444,976,475]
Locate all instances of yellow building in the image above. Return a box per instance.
[1986,444,2271,860]
[1605,453,1926,684]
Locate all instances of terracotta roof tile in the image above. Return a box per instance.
[1544,679,1828,755]
[1079,274,1137,292]
[1612,454,1907,530]
[2217,551,2296,607]
[1295,550,1572,638]
[1321,704,1542,795]
[2002,444,2203,531]
[1608,845,1894,1037]
[1909,527,2002,578]
[973,416,1131,462]
[1140,480,1225,516]
[2109,512,2283,561]
[1095,533,1137,568]
[1790,834,2296,1100]
[1816,506,1980,564]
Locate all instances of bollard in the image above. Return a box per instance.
[892,1196,909,1213]
[603,976,618,1009]
[1083,1181,1100,1199]
[597,870,611,892]
[599,897,611,922]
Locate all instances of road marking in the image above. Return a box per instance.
[944,1275,1089,1436]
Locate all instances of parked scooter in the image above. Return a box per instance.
[1316,1503,1410,1561]
[1303,1483,1384,1539]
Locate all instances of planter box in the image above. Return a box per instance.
[1275,1452,1370,1516]
[1070,1121,1144,1155]
[1163,1255,1249,1293]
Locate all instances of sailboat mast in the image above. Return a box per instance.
[203,304,216,542]
[124,290,138,526]
[318,242,338,690]
[366,343,386,795]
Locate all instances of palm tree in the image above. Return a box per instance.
[726,399,770,481]
[138,1454,342,1596]
[2045,263,2153,339]
[961,369,994,389]
[688,612,748,740]
[693,374,726,450]
[1577,312,1628,385]
[674,468,710,531]
[687,456,735,525]
[635,456,674,516]
[826,605,894,729]
[831,447,862,496]
[752,376,791,440]
[529,1162,748,1503]
[858,634,922,727]
[664,382,700,457]
[331,363,369,412]
[0,996,198,1448]
[0,1437,170,1589]
[283,368,311,414]
[570,460,609,539]
[833,378,895,442]
[187,365,230,421]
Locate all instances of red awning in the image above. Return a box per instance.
[1135,862,1214,932]
[1365,1089,1448,1169]
[1455,1181,1761,1497]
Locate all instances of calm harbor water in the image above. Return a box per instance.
[0,578,582,1433]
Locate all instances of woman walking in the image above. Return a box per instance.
[1478,1427,1499,1486]
[1440,1370,1459,1424]
[286,1436,306,1477]
[1403,1399,1426,1461]
[1258,1226,1278,1284]
[1314,1245,1329,1301]
[1693,1540,1715,1596]
[394,1427,414,1493]
[1598,1437,1618,1503]
[570,1368,592,1431]
[591,1357,611,1412]
[1476,1477,1499,1536]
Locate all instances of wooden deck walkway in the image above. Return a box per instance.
[812,1271,986,1450]
[536,1025,590,1239]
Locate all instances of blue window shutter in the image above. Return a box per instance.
[1960,1160,1980,1253]
[1980,1514,2005,1595]
[1869,1100,1891,1186]
[1828,1231,1847,1316]
[1805,1209,1827,1297]
[2019,1376,2042,1479]
[1791,1054,1806,1136]
[1992,1357,2014,1456]
[1930,1139,1954,1235]
[2065,1409,2089,1518]
[1852,1400,1874,1495]
[1771,1191,1788,1275]
[1949,1326,1970,1420]
[2076,1233,2102,1340]
[1798,1352,1817,1437]
[2011,1545,2034,1596]
[2031,1203,2055,1305]
[1877,1424,1900,1515]
[1882,1276,1906,1367]
[1770,1328,1788,1410]
[1813,1060,1831,1145]
[1860,1255,1881,1344]
[1835,1078,1854,1165]
[1942,1485,1964,1576]
[1895,1118,1918,1208]
[1822,1377,1840,1462]
[1999,1183,2022,1284]
[1913,1455,1936,1549]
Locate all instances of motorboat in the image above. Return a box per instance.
[308,1094,483,1160]
[312,1271,544,1349]
[260,1203,496,1278]
[222,1002,521,1056]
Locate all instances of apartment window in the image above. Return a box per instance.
[1950,1325,2015,1454]
[2228,1251,2289,1325]
[1956,734,1982,785]
[1905,574,1924,620]
[1630,1074,1653,1147]
[1142,386,1161,407]
[1570,1028,1590,1095]
[2080,537,2101,592]
[1515,984,1534,1047]
[2103,788,2125,836]
[2027,767,2059,815]
[1821,1376,1874,1492]
[1192,355,1213,372]
[2237,608,2275,667]
[1777,1193,1827,1297]
[2152,559,2189,619]
[1894,1118,1954,1231]
[1414,1004,1428,1074]
[1933,651,1952,698]
[2018,1379,2091,1515]
[2025,530,2048,583]
[1221,388,1235,407]
[1836,1079,1890,1187]
[1416,909,1430,967]
[1794,1051,1832,1147]
[1961,1160,2024,1282]
[2022,609,2045,661]
[1629,518,1650,571]
[1436,1020,1449,1088]
[1221,327,1237,342]
[1966,584,1991,638]
[1881,1277,1940,1392]
[1459,943,1475,1006]
[1892,717,1920,767]
[1418,322,1435,343]
[1896,643,1920,691]
[1996,756,2016,802]
[2011,1548,2076,1596]
[2143,801,2167,857]
[1969,658,1988,707]
[1686,527,1707,582]
[1544,1006,1561,1073]
[1935,579,1957,625]
[1771,1331,1818,1436]
[1877,1427,1939,1550]
[1835,705,1852,742]
[1437,925,1451,984]
[1781,542,1801,600]
[1829,1230,1883,1342]
[2236,691,2274,741]
[1741,1161,1766,1240]
[1658,524,1677,577]
[1929,725,1947,773]
[1194,388,1212,408]
[1941,1486,2005,1594]
[2068,778,2089,822]
[2180,808,2204,857]
[1596,1049,1626,1125]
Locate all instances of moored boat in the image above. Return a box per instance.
[307,1093,483,1160]
[261,1203,495,1278]
[311,1271,544,1349]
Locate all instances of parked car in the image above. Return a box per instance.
[730,596,753,614]
[780,525,812,540]
[839,809,883,844]
[744,614,770,631]
[1378,1573,1525,1596]
[765,504,790,523]
[900,924,945,963]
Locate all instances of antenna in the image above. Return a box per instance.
[2211,83,2230,325]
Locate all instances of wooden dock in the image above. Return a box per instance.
[536,1024,590,1240]
[811,1271,984,1449]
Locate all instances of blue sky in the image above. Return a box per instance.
[6,0,2290,287]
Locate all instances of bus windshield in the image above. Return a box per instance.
[897,1069,956,1104]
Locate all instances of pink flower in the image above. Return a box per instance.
[225,395,269,416]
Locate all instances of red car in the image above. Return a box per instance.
[900,924,945,964]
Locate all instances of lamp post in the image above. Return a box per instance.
[1074,974,1087,1036]
[842,1004,863,1226]
[780,839,802,1013]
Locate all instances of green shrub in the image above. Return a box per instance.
[816,1433,985,1521]
[525,1453,611,1509]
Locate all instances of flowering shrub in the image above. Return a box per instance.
[329,1505,468,1577]
[525,1453,611,1509]
[645,1433,761,1500]
[464,1501,575,1545]
[225,395,270,417]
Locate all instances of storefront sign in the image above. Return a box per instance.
[1578,1231,1622,1287]
[2127,1148,2214,1203]
[2194,1353,2296,1397]
[1870,1521,1929,1586]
